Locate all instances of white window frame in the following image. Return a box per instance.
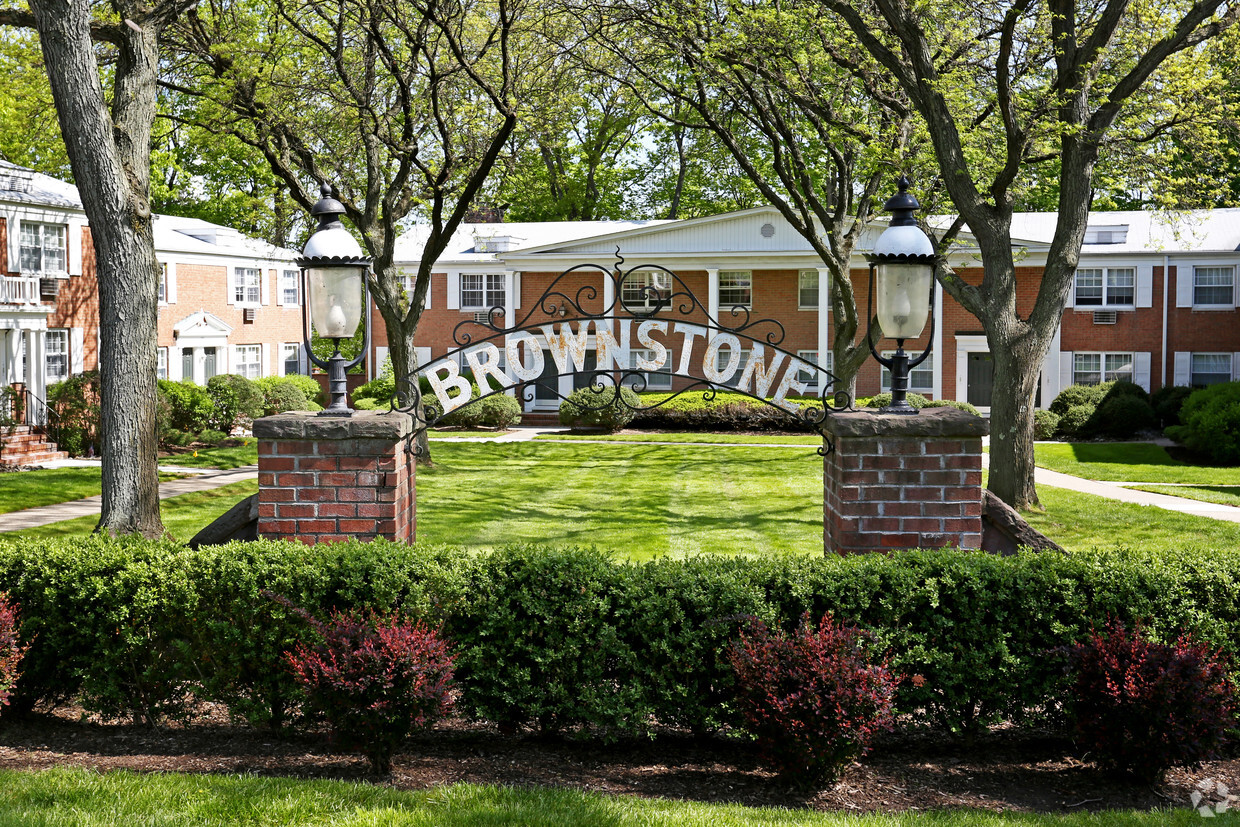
[1072,351,1134,386]
[46,329,69,383]
[629,347,674,390]
[158,263,168,304]
[459,272,505,310]
[281,269,300,306]
[880,351,935,393]
[718,270,752,309]
[715,348,749,389]
[1073,266,1135,308]
[1190,352,1233,388]
[1193,265,1235,307]
[281,343,302,376]
[798,270,819,309]
[620,270,671,312]
[233,267,261,306]
[157,347,168,381]
[796,349,830,390]
[19,221,67,276]
[233,344,261,379]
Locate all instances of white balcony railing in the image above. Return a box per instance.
[0,276,41,305]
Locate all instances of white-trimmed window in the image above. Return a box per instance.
[157,347,168,381]
[621,270,671,311]
[719,270,752,308]
[460,273,505,309]
[281,269,300,305]
[880,351,934,393]
[234,344,261,379]
[233,267,261,305]
[715,348,749,388]
[630,348,673,390]
[1073,352,1133,386]
[1190,353,1233,388]
[796,349,832,391]
[158,264,168,304]
[1193,265,1234,306]
[46,329,69,383]
[1074,267,1135,307]
[282,343,301,375]
[19,222,66,275]
[798,270,819,309]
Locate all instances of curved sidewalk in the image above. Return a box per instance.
[1032,466,1240,523]
[0,466,258,533]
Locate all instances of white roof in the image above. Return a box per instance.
[1008,209,1240,254]
[395,219,672,266]
[0,160,81,209]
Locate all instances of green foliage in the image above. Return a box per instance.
[352,376,396,406]
[629,390,820,432]
[559,386,641,432]
[922,399,981,416]
[273,375,327,408]
[252,377,310,416]
[196,430,230,447]
[1167,382,1240,463]
[865,392,930,410]
[205,375,264,434]
[0,592,28,711]
[1152,384,1194,428]
[442,393,521,429]
[1033,409,1060,440]
[1050,382,1156,440]
[1056,404,1095,439]
[1049,383,1111,416]
[1091,393,1158,440]
[47,371,102,457]
[158,380,214,434]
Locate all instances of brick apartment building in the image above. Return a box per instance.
[380,206,1240,413]
[0,161,302,422]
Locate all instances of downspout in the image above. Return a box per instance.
[1161,254,1170,390]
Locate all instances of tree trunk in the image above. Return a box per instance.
[30,0,164,537]
[377,300,432,464]
[983,328,1043,510]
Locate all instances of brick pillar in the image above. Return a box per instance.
[253,411,415,545]
[821,407,988,555]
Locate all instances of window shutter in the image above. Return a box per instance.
[1135,264,1153,308]
[68,221,83,276]
[5,218,18,272]
[259,343,268,378]
[513,272,521,309]
[1133,352,1151,391]
[1059,351,1074,389]
[260,269,270,306]
[70,328,84,374]
[166,263,177,304]
[1175,266,1193,307]
[1174,351,1190,386]
[447,272,460,309]
[276,271,286,307]
[415,347,431,370]
[423,274,431,310]
[375,346,389,374]
[1069,272,1076,306]
[1233,353,1240,382]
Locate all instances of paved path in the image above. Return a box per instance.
[0,466,258,533]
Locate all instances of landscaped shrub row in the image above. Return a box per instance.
[627,390,822,432]
[2,538,1240,741]
[1048,380,1158,440]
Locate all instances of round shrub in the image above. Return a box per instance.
[865,392,929,410]
[161,428,195,448]
[351,397,382,411]
[206,374,264,434]
[196,429,229,446]
[1171,381,1240,463]
[158,380,214,434]
[559,385,641,432]
[1090,393,1157,440]
[277,374,326,407]
[728,613,898,785]
[1063,620,1235,783]
[1152,384,1193,428]
[256,380,309,416]
[1049,383,1108,416]
[1105,380,1149,402]
[1033,409,1060,440]
[352,376,396,406]
[1056,404,1094,439]
[922,399,981,416]
[442,393,521,429]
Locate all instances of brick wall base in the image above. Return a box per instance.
[253,411,415,545]
[822,408,988,554]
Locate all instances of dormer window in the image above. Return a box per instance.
[1083,225,1129,244]
[19,222,66,275]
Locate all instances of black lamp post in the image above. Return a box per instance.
[866,176,938,414]
[298,183,371,416]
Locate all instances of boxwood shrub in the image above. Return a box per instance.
[1,538,1239,744]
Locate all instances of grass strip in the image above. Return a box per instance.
[159,443,259,470]
[1124,484,1240,508]
[534,432,824,445]
[0,467,105,514]
[1033,443,1240,485]
[0,768,1207,826]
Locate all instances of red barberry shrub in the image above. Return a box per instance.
[727,613,898,785]
[286,609,455,774]
[1063,619,1236,782]
[0,592,29,710]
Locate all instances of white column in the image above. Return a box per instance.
[193,347,203,385]
[504,269,517,396]
[30,330,47,410]
[817,266,831,397]
[706,268,719,323]
[932,282,943,401]
[1,330,14,385]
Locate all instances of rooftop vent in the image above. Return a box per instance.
[474,234,522,253]
[0,169,34,193]
[1084,225,1129,245]
[180,225,244,246]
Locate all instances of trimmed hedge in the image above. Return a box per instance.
[1,539,1239,741]
[630,390,822,432]
[1165,381,1240,464]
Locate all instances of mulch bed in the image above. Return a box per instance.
[0,706,1235,815]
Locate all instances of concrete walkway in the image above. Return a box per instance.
[0,466,258,533]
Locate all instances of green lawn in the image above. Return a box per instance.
[0,768,1205,826]
[535,431,825,445]
[1033,443,1240,485]
[160,442,259,469]
[0,468,186,515]
[9,479,258,542]
[1126,484,1240,508]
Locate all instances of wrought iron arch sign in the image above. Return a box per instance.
[391,251,851,456]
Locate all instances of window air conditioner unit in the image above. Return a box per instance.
[244,306,257,323]
[473,310,494,325]
[1093,310,1117,325]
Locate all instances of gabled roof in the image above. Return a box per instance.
[0,160,81,209]
[1008,209,1240,254]
[395,218,671,267]
[173,309,233,338]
